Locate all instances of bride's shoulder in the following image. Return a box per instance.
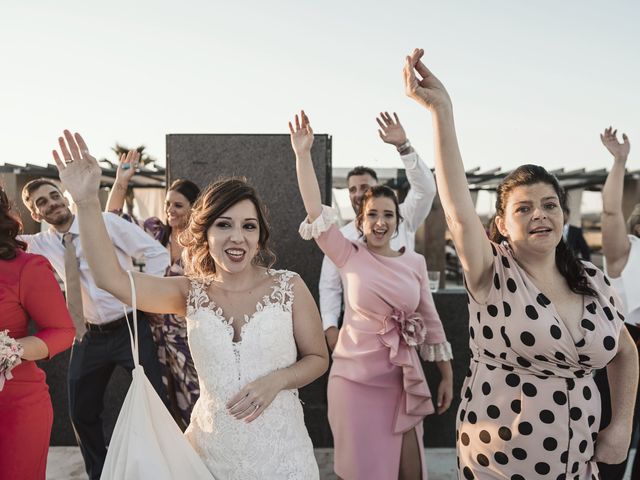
[267,268,302,283]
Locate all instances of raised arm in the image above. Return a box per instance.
[377,111,436,230]
[404,48,493,301]
[289,111,323,221]
[601,127,631,277]
[105,150,140,213]
[52,130,188,316]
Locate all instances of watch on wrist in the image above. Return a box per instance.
[396,140,411,153]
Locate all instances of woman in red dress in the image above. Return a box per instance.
[0,185,75,480]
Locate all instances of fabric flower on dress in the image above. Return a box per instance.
[386,308,427,347]
[0,330,24,391]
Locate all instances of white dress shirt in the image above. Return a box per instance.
[606,235,640,326]
[318,150,437,330]
[20,212,170,325]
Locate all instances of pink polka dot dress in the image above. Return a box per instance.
[457,242,625,479]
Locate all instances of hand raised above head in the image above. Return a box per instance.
[115,149,141,183]
[52,130,102,203]
[600,126,630,161]
[288,110,314,156]
[376,111,407,147]
[403,48,451,112]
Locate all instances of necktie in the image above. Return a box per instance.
[63,232,87,340]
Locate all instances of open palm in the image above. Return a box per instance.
[288,111,314,155]
[52,130,102,203]
[600,127,630,160]
[376,112,407,147]
[115,150,141,183]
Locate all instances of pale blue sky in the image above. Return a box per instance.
[1,0,638,181]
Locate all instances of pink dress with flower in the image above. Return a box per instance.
[300,208,452,480]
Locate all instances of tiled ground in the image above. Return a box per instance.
[47,447,634,480]
[46,447,458,480]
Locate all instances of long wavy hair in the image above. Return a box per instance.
[181,177,275,278]
[355,185,404,238]
[0,186,27,260]
[488,164,596,297]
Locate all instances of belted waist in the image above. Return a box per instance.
[85,312,135,333]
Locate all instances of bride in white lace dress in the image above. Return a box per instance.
[185,269,322,478]
[52,131,329,480]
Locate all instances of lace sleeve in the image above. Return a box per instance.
[419,341,454,362]
[298,206,338,240]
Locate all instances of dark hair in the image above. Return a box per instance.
[355,185,403,238]
[347,166,378,182]
[1,186,27,260]
[488,164,596,297]
[21,178,62,213]
[169,178,200,205]
[627,203,640,236]
[157,179,202,246]
[181,177,275,278]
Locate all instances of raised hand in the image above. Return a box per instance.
[404,48,451,112]
[289,110,314,156]
[376,112,407,147]
[52,130,102,203]
[600,127,630,161]
[115,150,141,184]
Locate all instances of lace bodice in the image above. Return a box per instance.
[183,269,318,479]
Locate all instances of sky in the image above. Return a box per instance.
[1,0,639,213]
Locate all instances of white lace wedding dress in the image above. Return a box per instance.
[184,269,319,480]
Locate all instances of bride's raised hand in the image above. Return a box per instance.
[600,127,630,161]
[288,110,314,157]
[52,130,102,203]
[404,48,452,113]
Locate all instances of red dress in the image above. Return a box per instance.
[0,250,75,480]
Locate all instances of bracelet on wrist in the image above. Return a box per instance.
[396,140,411,153]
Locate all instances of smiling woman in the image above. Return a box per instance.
[291,109,454,480]
[50,131,329,479]
[181,178,275,279]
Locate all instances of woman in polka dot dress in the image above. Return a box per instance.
[403,48,639,479]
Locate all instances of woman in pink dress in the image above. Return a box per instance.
[290,111,454,479]
[0,186,76,480]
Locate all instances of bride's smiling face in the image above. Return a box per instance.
[206,199,261,274]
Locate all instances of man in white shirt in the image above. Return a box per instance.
[320,112,437,350]
[597,129,640,479]
[20,178,170,480]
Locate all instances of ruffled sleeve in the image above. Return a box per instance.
[298,205,338,240]
[414,256,452,361]
[419,341,454,361]
[298,206,357,268]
